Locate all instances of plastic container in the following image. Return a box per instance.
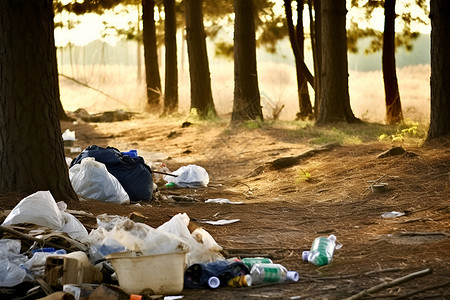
[250,263,299,285]
[241,257,273,269]
[106,251,186,295]
[121,150,138,158]
[303,234,337,266]
[208,276,220,289]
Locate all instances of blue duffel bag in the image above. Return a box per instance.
[70,145,153,201]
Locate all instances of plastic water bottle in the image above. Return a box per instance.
[241,257,273,269]
[250,263,299,285]
[303,234,337,266]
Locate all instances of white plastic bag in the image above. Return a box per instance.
[69,157,130,204]
[85,214,187,257]
[0,240,29,287]
[157,213,223,265]
[2,191,65,229]
[164,165,209,188]
[2,192,88,241]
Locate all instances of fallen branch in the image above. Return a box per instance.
[267,143,340,170]
[393,281,450,299]
[343,268,433,300]
[0,225,74,252]
[301,267,403,280]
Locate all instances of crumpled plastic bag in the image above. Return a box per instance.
[69,157,130,204]
[2,191,88,241]
[164,164,209,188]
[84,214,187,261]
[0,239,29,287]
[86,213,223,266]
[157,213,223,266]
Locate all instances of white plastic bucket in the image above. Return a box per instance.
[106,251,186,295]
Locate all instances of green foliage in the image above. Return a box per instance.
[348,0,429,54]
[187,108,221,123]
[378,119,428,143]
[240,118,266,130]
[295,168,312,183]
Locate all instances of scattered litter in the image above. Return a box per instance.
[62,129,76,142]
[205,198,243,204]
[199,219,241,226]
[382,211,405,218]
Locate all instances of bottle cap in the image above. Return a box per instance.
[302,251,310,261]
[244,274,252,287]
[287,271,299,282]
[208,276,220,289]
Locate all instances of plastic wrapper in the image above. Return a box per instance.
[164,165,209,188]
[69,157,130,204]
[0,240,29,287]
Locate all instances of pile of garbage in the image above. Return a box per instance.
[64,143,210,204]
[0,190,339,299]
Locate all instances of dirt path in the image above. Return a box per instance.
[1,114,449,299]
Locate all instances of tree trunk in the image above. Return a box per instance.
[286,0,313,120]
[185,0,216,118]
[316,0,359,124]
[142,0,162,111]
[232,0,263,123]
[427,0,450,139]
[163,0,178,114]
[0,0,77,201]
[310,0,321,119]
[383,0,403,125]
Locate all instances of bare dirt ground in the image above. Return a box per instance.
[2,113,450,299]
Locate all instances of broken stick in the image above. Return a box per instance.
[343,268,433,300]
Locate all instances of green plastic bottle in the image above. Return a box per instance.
[303,235,337,266]
[241,257,273,269]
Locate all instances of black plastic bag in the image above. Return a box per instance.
[184,259,250,289]
[70,145,153,201]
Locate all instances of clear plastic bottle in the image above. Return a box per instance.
[303,234,337,266]
[241,257,273,269]
[250,263,299,285]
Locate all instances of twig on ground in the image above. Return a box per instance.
[342,268,433,300]
[300,267,403,280]
[393,281,450,299]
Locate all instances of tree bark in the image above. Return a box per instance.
[383,0,403,124]
[310,0,321,119]
[185,0,216,118]
[163,0,178,114]
[0,0,78,201]
[316,0,359,124]
[285,0,313,120]
[428,0,450,139]
[232,0,263,123]
[142,0,162,111]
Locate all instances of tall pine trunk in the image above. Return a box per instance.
[185,0,216,118]
[232,0,263,122]
[316,0,359,124]
[427,0,450,139]
[164,0,178,114]
[383,0,403,124]
[0,0,77,201]
[142,0,162,111]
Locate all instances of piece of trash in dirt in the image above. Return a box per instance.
[200,219,240,226]
[250,263,299,285]
[381,211,405,218]
[62,129,76,147]
[184,258,250,289]
[164,164,209,188]
[205,198,243,204]
[303,235,340,266]
[371,183,389,193]
[121,149,137,158]
[152,162,172,185]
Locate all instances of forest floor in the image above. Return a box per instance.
[1,112,449,299]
